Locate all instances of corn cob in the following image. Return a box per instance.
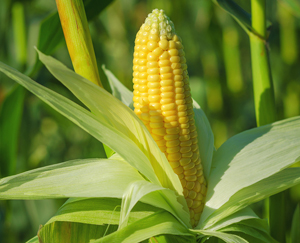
[132,9,207,227]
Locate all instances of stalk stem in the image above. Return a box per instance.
[55,0,102,87]
[250,1,285,242]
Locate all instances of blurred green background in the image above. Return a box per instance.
[0,0,299,242]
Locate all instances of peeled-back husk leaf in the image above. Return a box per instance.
[119,180,190,229]
[36,50,182,196]
[45,197,160,226]
[200,116,300,226]
[0,159,143,200]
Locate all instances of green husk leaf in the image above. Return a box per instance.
[220,224,277,243]
[0,85,25,176]
[36,50,182,196]
[193,100,214,179]
[194,229,248,243]
[38,221,118,243]
[201,116,300,226]
[0,159,143,200]
[94,211,192,243]
[119,180,190,229]
[0,60,159,189]
[103,65,133,107]
[46,197,160,226]
[291,204,300,242]
[204,167,300,228]
[205,207,258,231]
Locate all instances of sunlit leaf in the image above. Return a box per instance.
[205,168,300,228]
[94,211,193,243]
[0,159,143,200]
[201,116,300,226]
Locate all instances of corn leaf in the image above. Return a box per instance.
[201,116,300,226]
[193,100,214,179]
[220,224,277,243]
[25,236,39,243]
[36,50,182,196]
[205,207,258,231]
[94,211,193,243]
[204,167,300,228]
[0,60,160,188]
[0,85,25,176]
[46,198,160,226]
[119,180,190,229]
[194,230,248,243]
[38,221,118,243]
[102,65,133,107]
[0,159,143,200]
[291,204,300,242]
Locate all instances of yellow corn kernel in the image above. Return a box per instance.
[132,9,206,228]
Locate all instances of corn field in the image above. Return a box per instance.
[0,0,300,242]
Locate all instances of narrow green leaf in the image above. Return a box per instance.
[0,85,25,176]
[201,117,300,226]
[280,0,300,17]
[205,168,300,228]
[0,159,143,200]
[103,65,133,107]
[193,229,248,243]
[213,0,252,34]
[27,0,114,76]
[38,221,118,243]
[94,211,192,243]
[291,204,300,243]
[37,50,182,196]
[0,60,160,189]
